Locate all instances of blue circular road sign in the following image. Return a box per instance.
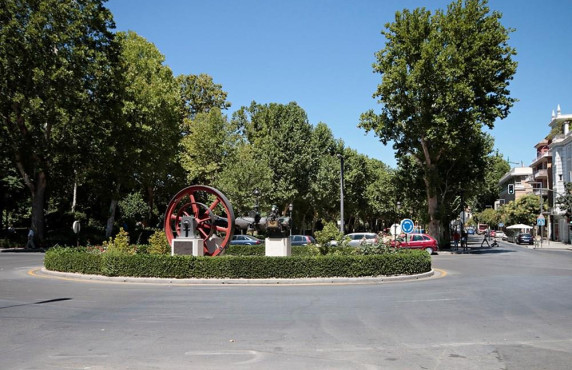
[400,218,414,233]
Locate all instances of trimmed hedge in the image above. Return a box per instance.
[44,246,431,279]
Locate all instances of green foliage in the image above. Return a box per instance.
[556,182,572,215]
[44,247,102,275]
[501,194,542,225]
[179,108,237,185]
[314,221,344,246]
[147,230,170,255]
[103,228,134,255]
[119,192,150,224]
[1,0,122,243]
[44,247,431,278]
[232,102,315,211]
[359,0,517,240]
[474,207,501,227]
[178,73,231,120]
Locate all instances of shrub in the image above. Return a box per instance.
[44,246,102,275]
[147,230,170,255]
[314,221,344,246]
[103,228,135,255]
[44,247,431,279]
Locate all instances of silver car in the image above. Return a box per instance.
[345,233,378,247]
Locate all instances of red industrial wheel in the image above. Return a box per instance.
[164,185,235,256]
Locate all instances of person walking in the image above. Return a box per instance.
[453,230,460,250]
[26,228,37,249]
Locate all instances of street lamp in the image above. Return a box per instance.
[252,188,260,214]
[337,153,344,234]
[394,201,401,241]
[289,203,293,236]
[528,181,546,248]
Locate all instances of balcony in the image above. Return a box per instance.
[534,169,548,179]
[532,188,549,197]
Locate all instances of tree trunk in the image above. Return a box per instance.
[105,198,118,238]
[146,185,154,224]
[71,179,77,213]
[31,171,47,246]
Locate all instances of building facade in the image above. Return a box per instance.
[548,105,572,243]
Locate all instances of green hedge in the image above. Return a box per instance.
[44,246,431,279]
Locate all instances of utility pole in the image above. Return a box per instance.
[337,154,344,235]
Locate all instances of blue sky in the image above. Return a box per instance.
[106,0,572,168]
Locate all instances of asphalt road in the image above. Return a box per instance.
[1,238,571,369]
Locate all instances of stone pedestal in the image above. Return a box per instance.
[265,237,291,256]
[172,238,204,256]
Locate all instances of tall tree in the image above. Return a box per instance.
[108,31,182,234]
[0,0,121,244]
[359,0,517,242]
[178,73,231,121]
[233,102,314,214]
[474,151,510,210]
[179,108,235,185]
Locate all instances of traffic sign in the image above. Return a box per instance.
[400,218,414,233]
[498,222,504,228]
[537,218,545,226]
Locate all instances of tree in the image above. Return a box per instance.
[359,0,517,243]
[304,122,343,231]
[179,108,234,185]
[555,182,572,217]
[502,194,541,226]
[473,207,500,227]
[214,143,273,215]
[232,102,315,215]
[178,73,231,120]
[474,151,510,210]
[0,0,121,245]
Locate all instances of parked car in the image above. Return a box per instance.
[495,231,506,239]
[230,235,263,245]
[490,230,496,238]
[516,233,534,245]
[345,233,378,247]
[466,228,475,235]
[290,235,316,246]
[391,233,438,254]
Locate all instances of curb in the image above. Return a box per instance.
[35,268,438,286]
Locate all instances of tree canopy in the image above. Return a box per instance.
[359,0,517,244]
[0,0,121,244]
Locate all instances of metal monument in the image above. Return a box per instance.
[164,185,291,256]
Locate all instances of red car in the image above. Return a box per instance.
[391,233,438,254]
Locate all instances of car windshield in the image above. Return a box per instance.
[520,233,532,237]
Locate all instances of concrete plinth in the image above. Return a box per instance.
[265,237,291,256]
[172,238,204,256]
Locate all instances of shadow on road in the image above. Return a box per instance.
[0,297,71,310]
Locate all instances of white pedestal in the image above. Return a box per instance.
[172,238,204,256]
[265,237,291,256]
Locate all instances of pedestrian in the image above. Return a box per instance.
[26,228,36,249]
[453,231,460,249]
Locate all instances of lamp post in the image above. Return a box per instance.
[252,188,260,214]
[528,181,546,248]
[394,201,401,241]
[289,203,293,236]
[337,153,344,235]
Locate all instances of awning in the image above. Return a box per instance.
[506,224,533,229]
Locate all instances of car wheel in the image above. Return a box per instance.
[425,247,433,255]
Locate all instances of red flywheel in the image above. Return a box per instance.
[164,185,235,256]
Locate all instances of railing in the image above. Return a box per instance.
[533,169,548,179]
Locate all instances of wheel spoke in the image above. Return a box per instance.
[216,225,229,233]
[189,193,198,215]
[209,198,220,210]
[198,228,209,239]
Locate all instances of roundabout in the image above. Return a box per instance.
[32,266,444,286]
